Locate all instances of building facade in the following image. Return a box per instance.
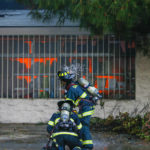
[0,10,135,100]
[0,10,149,123]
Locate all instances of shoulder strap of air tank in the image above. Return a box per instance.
[66,83,76,90]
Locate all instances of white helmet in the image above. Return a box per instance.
[57,100,74,111]
[61,102,71,111]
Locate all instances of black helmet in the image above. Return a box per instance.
[57,71,75,82]
[57,100,74,111]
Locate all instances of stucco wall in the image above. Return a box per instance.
[0,52,150,123]
[136,52,150,100]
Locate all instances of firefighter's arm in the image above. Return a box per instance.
[73,114,82,138]
[47,113,57,134]
[65,87,77,105]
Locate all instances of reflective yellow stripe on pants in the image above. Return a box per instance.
[78,110,94,118]
[82,140,93,145]
[52,132,78,138]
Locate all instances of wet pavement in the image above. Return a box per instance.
[0,124,150,150]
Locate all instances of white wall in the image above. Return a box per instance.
[136,52,150,100]
[0,52,150,123]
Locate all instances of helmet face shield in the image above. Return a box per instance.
[57,100,74,112]
[61,102,71,111]
[60,110,70,122]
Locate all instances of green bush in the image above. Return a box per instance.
[90,112,150,141]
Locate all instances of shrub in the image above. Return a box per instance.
[90,112,150,141]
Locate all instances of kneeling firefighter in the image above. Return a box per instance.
[57,71,103,150]
[47,100,82,150]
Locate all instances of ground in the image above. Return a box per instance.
[0,124,150,150]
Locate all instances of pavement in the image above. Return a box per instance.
[0,124,150,150]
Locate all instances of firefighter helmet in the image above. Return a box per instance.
[57,100,74,111]
[57,71,75,82]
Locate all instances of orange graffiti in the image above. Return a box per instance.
[17,76,37,84]
[96,75,122,89]
[24,41,32,54]
[34,58,57,65]
[128,41,135,48]
[41,40,46,43]
[10,58,32,69]
[95,75,125,94]
[88,58,92,73]
[43,75,48,77]
[17,75,50,84]
[10,58,57,69]
[81,75,125,95]
[96,75,124,82]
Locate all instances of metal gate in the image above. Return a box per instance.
[0,34,135,99]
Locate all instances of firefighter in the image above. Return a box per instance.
[57,71,99,150]
[47,100,82,150]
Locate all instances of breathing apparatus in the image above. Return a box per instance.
[60,110,70,122]
[77,78,101,97]
[59,109,76,131]
[78,78,90,88]
[77,78,104,107]
[58,101,72,129]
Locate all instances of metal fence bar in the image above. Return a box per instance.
[86,36,88,80]
[91,37,94,84]
[49,35,51,98]
[81,36,83,77]
[103,35,105,98]
[59,36,61,98]
[7,36,9,98]
[64,36,67,66]
[0,53,114,58]
[33,36,35,98]
[43,35,46,97]
[119,37,121,99]
[17,36,19,99]
[12,35,14,99]
[27,35,29,99]
[75,36,77,80]
[54,35,56,98]
[113,36,116,98]
[38,35,40,98]
[70,35,72,66]
[108,36,110,98]
[124,39,127,99]
[97,37,99,90]
[129,43,132,99]
[23,35,24,98]
[1,35,3,98]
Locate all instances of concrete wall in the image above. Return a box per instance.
[136,53,150,100]
[0,52,150,123]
